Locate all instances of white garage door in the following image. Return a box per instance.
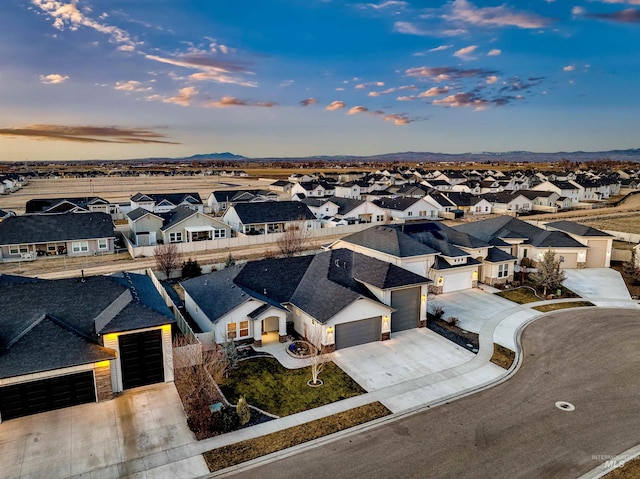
[443,270,473,293]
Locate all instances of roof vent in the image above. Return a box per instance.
[263,288,267,295]
[334,259,341,268]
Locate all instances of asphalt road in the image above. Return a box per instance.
[223,308,640,479]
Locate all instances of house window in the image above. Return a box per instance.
[98,239,108,250]
[376,215,385,222]
[72,241,89,253]
[10,244,29,255]
[523,249,527,258]
[169,232,182,243]
[407,211,413,217]
[214,229,226,239]
[559,256,564,263]
[498,264,509,278]
[227,323,237,339]
[239,321,249,338]
[475,206,481,212]
[419,210,426,217]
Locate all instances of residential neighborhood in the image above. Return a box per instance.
[1,163,640,479]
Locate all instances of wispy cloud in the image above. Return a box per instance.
[31,0,136,50]
[299,98,318,106]
[563,64,576,71]
[368,85,416,97]
[355,81,385,89]
[430,44,453,52]
[488,49,502,56]
[419,86,450,97]
[584,8,640,22]
[161,87,198,106]
[145,54,257,87]
[206,96,275,107]
[0,124,178,144]
[405,66,499,81]
[433,92,489,110]
[114,80,152,92]
[453,45,478,60]
[326,100,346,111]
[486,75,499,84]
[358,0,408,10]
[383,113,411,125]
[40,73,69,84]
[593,0,640,5]
[394,21,465,37]
[446,0,552,29]
[348,106,369,114]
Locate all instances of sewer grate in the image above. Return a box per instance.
[555,401,575,411]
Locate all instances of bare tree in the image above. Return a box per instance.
[305,323,333,386]
[529,250,566,297]
[154,242,180,279]
[277,217,311,257]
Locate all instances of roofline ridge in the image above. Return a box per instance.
[6,313,47,348]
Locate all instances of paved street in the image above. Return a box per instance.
[221,308,640,479]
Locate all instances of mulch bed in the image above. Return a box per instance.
[427,316,479,353]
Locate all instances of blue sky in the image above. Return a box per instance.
[1,0,639,160]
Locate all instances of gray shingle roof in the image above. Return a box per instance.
[341,225,440,257]
[485,247,517,263]
[131,192,202,205]
[528,230,587,248]
[127,207,158,221]
[373,197,421,211]
[454,216,542,243]
[158,206,198,231]
[0,212,114,245]
[545,220,612,237]
[0,273,173,379]
[230,201,316,224]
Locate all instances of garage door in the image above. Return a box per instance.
[335,317,381,350]
[442,270,473,293]
[391,287,420,332]
[119,329,164,390]
[0,371,95,421]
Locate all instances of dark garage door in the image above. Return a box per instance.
[119,329,164,390]
[335,317,381,350]
[391,287,420,333]
[0,371,96,421]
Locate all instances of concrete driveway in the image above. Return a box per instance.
[0,383,208,479]
[333,328,474,391]
[429,287,517,334]
[563,268,632,301]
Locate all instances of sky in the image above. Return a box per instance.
[1,0,639,161]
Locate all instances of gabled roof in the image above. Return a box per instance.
[25,197,111,214]
[131,192,202,205]
[372,197,422,211]
[229,201,316,224]
[324,197,367,215]
[340,225,440,257]
[485,247,517,263]
[181,249,429,325]
[454,216,542,243]
[158,206,199,231]
[545,220,612,237]
[0,273,174,379]
[528,230,586,248]
[0,212,115,245]
[127,207,162,221]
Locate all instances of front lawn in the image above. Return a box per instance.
[495,287,542,304]
[532,301,594,313]
[203,402,391,473]
[219,357,365,417]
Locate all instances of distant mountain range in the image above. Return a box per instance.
[167,148,640,164]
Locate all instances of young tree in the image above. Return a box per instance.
[277,217,311,257]
[224,252,236,268]
[305,324,333,386]
[529,250,566,297]
[154,242,180,279]
[181,257,203,278]
[221,337,239,375]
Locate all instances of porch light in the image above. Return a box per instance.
[421,294,427,302]
[383,316,390,327]
[473,271,478,279]
[437,276,444,285]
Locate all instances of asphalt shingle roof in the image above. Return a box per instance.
[230,201,316,224]
[0,212,114,245]
[528,230,587,248]
[341,225,440,257]
[373,197,421,211]
[545,220,612,237]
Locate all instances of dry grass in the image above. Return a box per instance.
[496,287,543,304]
[490,344,516,369]
[603,456,640,478]
[532,301,594,313]
[203,402,391,472]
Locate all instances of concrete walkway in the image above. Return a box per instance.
[3,270,638,478]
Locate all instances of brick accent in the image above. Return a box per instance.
[95,364,113,402]
[419,320,427,328]
[279,334,288,343]
[472,280,478,288]
[253,339,262,348]
[577,262,586,269]
[381,331,391,341]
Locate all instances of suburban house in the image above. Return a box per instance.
[206,189,279,215]
[0,272,175,422]
[290,181,336,198]
[330,222,516,292]
[301,197,388,225]
[223,201,319,235]
[333,180,371,199]
[127,206,231,246]
[130,192,204,213]
[519,191,561,213]
[442,192,492,216]
[479,192,532,215]
[544,220,613,268]
[25,197,121,217]
[454,216,593,269]
[181,249,431,352]
[532,180,582,204]
[372,197,441,221]
[269,180,294,194]
[0,212,115,261]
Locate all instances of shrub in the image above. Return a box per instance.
[217,406,240,433]
[446,316,459,327]
[224,253,236,268]
[431,303,445,320]
[181,258,202,278]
